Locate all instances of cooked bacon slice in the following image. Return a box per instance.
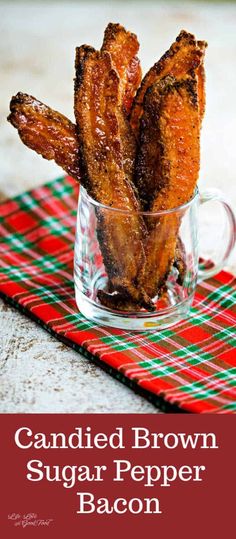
[102,22,142,115]
[74,47,153,309]
[130,30,203,137]
[137,75,200,298]
[102,23,141,187]
[74,46,132,203]
[7,93,81,181]
[132,35,206,292]
[148,78,200,212]
[134,76,171,211]
[8,91,137,197]
[133,33,204,209]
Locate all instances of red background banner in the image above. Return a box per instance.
[0,414,235,537]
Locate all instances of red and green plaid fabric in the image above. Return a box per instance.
[0,175,236,413]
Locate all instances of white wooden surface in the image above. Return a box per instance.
[0,1,236,413]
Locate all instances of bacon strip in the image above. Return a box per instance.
[102,22,142,116]
[8,92,81,181]
[137,75,200,298]
[102,23,141,188]
[74,47,153,309]
[132,35,206,297]
[130,30,203,137]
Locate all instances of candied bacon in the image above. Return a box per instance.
[102,22,142,115]
[7,25,207,312]
[74,47,153,309]
[102,23,141,186]
[8,92,81,181]
[130,30,203,137]
[136,75,200,298]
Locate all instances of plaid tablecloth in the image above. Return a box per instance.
[0,175,235,413]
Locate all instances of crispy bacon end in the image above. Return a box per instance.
[130,30,203,137]
[102,22,142,115]
[7,93,81,182]
[102,23,140,185]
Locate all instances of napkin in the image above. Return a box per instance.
[0,175,235,413]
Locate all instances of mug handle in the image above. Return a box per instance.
[198,188,236,282]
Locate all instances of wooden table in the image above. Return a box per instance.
[0,1,235,413]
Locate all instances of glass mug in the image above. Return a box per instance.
[74,186,236,331]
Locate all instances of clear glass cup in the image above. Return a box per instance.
[74,186,236,331]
